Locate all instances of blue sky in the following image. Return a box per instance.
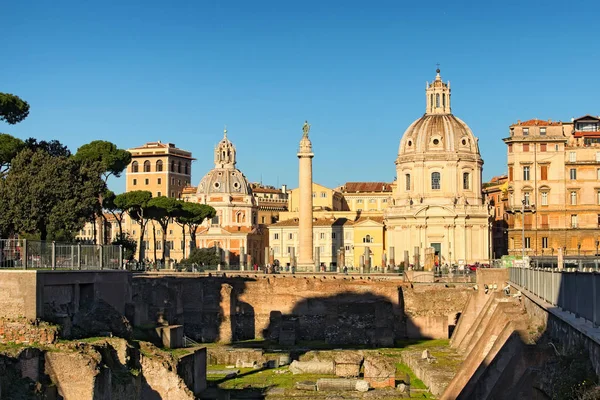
[2,0,599,193]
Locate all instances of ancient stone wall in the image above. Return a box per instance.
[0,318,58,344]
[132,274,471,344]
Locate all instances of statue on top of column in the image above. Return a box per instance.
[302,120,311,138]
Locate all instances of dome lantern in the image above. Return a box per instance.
[425,68,451,115]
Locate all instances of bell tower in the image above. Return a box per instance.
[214,128,237,169]
[425,68,451,115]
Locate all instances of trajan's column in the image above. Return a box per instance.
[297,121,315,271]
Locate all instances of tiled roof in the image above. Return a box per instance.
[355,216,384,224]
[252,187,282,194]
[343,182,392,193]
[511,119,562,127]
[269,218,352,227]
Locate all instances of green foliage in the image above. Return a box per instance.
[181,247,220,266]
[543,346,598,400]
[0,148,104,240]
[147,196,183,263]
[0,133,25,175]
[24,138,71,157]
[0,93,30,125]
[118,190,152,261]
[175,201,216,246]
[74,140,132,181]
[113,233,137,261]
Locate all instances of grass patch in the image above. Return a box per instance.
[216,367,334,390]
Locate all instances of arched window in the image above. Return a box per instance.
[443,93,446,108]
[143,160,151,172]
[363,235,372,243]
[463,172,470,190]
[405,174,411,191]
[170,161,175,172]
[430,94,433,110]
[156,160,163,172]
[177,162,181,173]
[184,163,189,175]
[131,161,139,173]
[431,172,441,190]
[436,94,440,108]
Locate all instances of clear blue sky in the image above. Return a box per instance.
[3,0,599,193]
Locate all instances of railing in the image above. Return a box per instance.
[509,267,600,327]
[0,238,123,270]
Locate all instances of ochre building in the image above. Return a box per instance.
[504,115,600,256]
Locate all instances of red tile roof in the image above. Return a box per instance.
[269,218,353,227]
[343,182,392,193]
[511,119,562,127]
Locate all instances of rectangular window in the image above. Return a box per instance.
[571,214,578,228]
[405,174,411,190]
[571,191,577,205]
[382,198,387,203]
[321,192,326,198]
[312,192,316,198]
[523,143,530,152]
[157,178,162,184]
[523,166,530,181]
[463,172,470,190]
[288,233,293,240]
[540,165,548,180]
[542,237,548,248]
[157,191,161,197]
[569,152,576,162]
[357,199,363,204]
[596,152,600,162]
[274,233,279,240]
[332,232,336,239]
[524,192,530,205]
[508,166,513,181]
[287,246,293,255]
[133,179,137,185]
[171,178,175,185]
[431,172,441,190]
[345,245,351,251]
[598,214,600,228]
[597,169,600,180]
[508,144,513,153]
[369,198,376,203]
[145,178,149,185]
[523,128,529,136]
[570,168,577,180]
[555,144,559,151]
[320,232,325,240]
[598,191,600,205]
[540,143,547,152]
[171,191,174,197]
[261,216,265,223]
[541,214,549,228]
[540,127,546,135]
[273,246,280,254]
[345,232,351,240]
[156,241,161,250]
[524,237,531,249]
[541,192,548,206]
[319,245,325,253]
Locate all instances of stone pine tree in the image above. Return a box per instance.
[120,190,153,262]
[0,148,104,240]
[174,202,216,260]
[0,93,30,125]
[74,140,132,244]
[147,196,183,266]
[0,133,25,177]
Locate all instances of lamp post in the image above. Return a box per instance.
[521,199,526,261]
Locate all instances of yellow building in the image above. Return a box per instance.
[504,116,600,256]
[250,183,289,225]
[338,182,393,213]
[352,217,386,269]
[287,182,344,212]
[126,141,194,198]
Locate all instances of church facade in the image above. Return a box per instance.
[385,69,492,267]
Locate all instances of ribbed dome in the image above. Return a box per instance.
[196,168,252,196]
[398,114,480,157]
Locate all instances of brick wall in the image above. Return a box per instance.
[0,318,58,345]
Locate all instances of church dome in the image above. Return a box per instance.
[397,69,480,160]
[196,129,253,197]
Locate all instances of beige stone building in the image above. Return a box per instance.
[126,141,194,198]
[385,69,491,267]
[338,182,393,213]
[250,183,288,225]
[482,175,509,258]
[287,182,344,213]
[504,115,600,256]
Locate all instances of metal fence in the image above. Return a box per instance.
[0,238,122,270]
[509,267,600,328]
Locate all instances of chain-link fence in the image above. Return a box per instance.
[0,238,122,270]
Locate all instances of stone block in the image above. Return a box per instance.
[334,352,363,377]
[155,325,184,349]
[364,356,395,388]
[316,378,369,392]
[405,270,434,283]
[295,381,317,391]
[289,360,335,375]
